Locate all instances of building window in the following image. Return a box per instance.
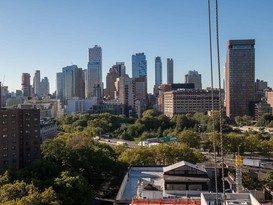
[188,184,202,190]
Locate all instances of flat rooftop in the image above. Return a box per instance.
[116,166,164,202]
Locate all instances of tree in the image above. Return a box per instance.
[175,114,192,132]
[0,180,60,205]
[225,132,244,156]
[118,146,155,165]
[118,143,206,166]
[263,171,273,189]
[256,113,273,127]
[54,171,94,205]
[242,171,262,190]
[243,136,260,157]
[258,140,273,159]
[178,130,200,148]
[234,115,252,126]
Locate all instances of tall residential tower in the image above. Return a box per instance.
[87,45,102,98]
[33,70,40,96]
[154,56,162,96]
[225,39,255,118]
[132,53,147,102]
[21,73,31,97]
[167,58,173,84]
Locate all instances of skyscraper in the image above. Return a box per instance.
[87,45,102,98]
[185,70,202,90]
[132,53,147,78]
[132,53,147,105]
[33,70,40,96]
[61,65,84,102]
[40,77,50,96]
[116,74,134,108]
[56,72,63,101]
[21,73,31,97]
[167,58,173,84]
[105,66,119,100]
[154,56,162,96]
[225,39,255,118]
[115,62,126,77]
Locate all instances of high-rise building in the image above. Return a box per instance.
[21,73,31,97]
[185,70,202,90]
[87,45,102,98]
[0,108,40,171]
[154,56,162,96]
[134,76,147,102]
[225,39,255,118]
[56,72,63,101]
[115,62,126,77]
[76,68,85,99]
[132,53,147,78]
[167,58,173,84]
[105,66,119,100]
[33,70,41,96]
[132,53,147,107]
[40,77,50,96]
[115,74,134,108]
[61,65,84,103]
[255,79,268,102]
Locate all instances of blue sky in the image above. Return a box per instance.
[1,0,273,93]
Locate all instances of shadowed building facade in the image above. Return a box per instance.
[0,108,40,171]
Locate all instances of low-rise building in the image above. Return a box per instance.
[40,121,57,142]
[65,97,98,114]
[116,161,211,204]
[116,161,262,205]
[90,101,126,115]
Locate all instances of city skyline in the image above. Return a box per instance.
[1,1,273,93]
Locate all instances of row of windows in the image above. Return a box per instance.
[2,153,16,158]
[166,184,203,191]
[3,159,16,165]
[2,146,16,151]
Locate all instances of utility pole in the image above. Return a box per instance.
[235,146,243,192]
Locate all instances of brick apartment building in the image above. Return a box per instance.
[0,108,41,170]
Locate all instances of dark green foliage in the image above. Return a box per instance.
[256,113,273,127]
[242,170,262,190]
[118,143,206,166]
[54,171,94,205]
[234,115,253,126]
[263,171,273,189]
